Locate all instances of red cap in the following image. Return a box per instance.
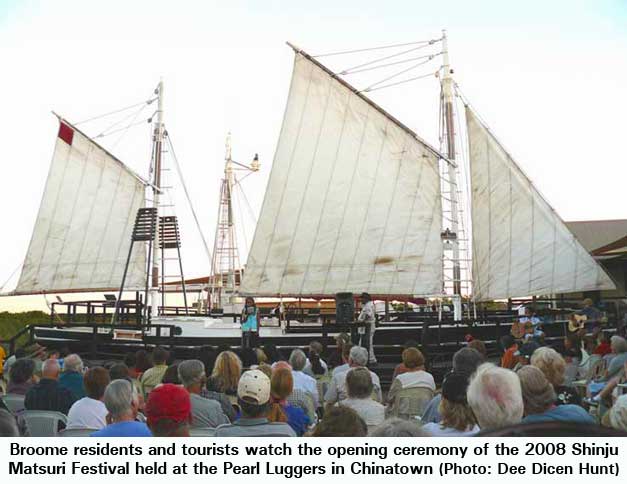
[145,384,191,427]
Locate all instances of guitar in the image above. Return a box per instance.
[567,314,587,333]
[511,319,534,339]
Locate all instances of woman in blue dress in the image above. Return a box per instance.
[241,297,259,349]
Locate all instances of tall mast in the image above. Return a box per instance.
[441,30,462,319]
[150,79,165,318]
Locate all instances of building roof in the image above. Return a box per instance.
[566,219,627,255]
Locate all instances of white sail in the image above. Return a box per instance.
[13,119,147,295]
[241,50,443,296]
[466,107,615,300]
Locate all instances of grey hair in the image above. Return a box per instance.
[611,336,627,354]
[517,365,556,415]
[0,409,19,437]
[349,346,369,367]
[452,347,484,374]
[467,363,523,430]
[288,349,307,371]
[104,379,137,419]
[370,418,425,437]
[64,354,84,373]
[41,358,60,375]
[178,359,205,387]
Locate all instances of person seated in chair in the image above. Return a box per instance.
[25,359,76,416]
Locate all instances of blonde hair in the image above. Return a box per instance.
[439,398,477,432]
[530,347,566,387]
[211,351,242,393]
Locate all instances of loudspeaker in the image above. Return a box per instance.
[335,292,354,324]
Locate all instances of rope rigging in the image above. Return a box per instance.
[75,97,156,125]
[361,55,438,92]
[313,38,441,57]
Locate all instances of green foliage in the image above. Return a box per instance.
[0,311,49,348]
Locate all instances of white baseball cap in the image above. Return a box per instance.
[237,369,271,404]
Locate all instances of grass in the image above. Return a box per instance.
[0,310,50,348]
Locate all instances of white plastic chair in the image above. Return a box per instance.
[189,427,216,436]
[21,410,68,437]
[59,427,98,437]
[2,394,25,415]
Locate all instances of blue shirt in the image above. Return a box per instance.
[91,421,152,437]
[522,404,594,425]
[241,311,258,332]
[59,371,86,400]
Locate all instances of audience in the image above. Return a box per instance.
[145,383,192,437]
[208,351,242,404]
[500,335,518,369]
[7,358,37,395]
[387,347,434,417]
[391,340,420,379]
[467,363,524,430]
[289,349,320,408]
[66,366,110,430]
[340,367,384,432]
[0,409,19,437]
[162,364,181,385]
[325,346,381,405]
[311,406,367,437]
[269,367,310,435]
[91,379,151,437]
[327,333,350,369]
[606,336,627,380]
[25,359,76,415]
[331,342,353,377]
[603,394,627,432]
[467,339,487,360]
[133,350,153,377]
[140,346,169,396]
[530,346,581,406]
[58,354,85,400]
[109,363,130,381]
[178,359,228,428]
[517,365,594,425]
[370,417,425,437]
[215,369,296,437]
[422,372,478,436]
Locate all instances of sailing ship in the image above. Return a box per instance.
[1,32,616,343]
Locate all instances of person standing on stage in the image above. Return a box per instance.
[357,292,377,364]
[241,297,259,349]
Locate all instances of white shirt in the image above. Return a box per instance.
[292,370,319,408]
[357,301,376,326]
[396,370,435,391]
[66,397,108,430]
[340,398,385,427]
[325,367,382,404]
[332,363,350,377]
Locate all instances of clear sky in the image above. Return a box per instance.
[1,0,626,311]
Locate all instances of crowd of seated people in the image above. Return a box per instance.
[1,330,627,437]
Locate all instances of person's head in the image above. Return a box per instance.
[530,347,566,388]
[123,352,136,369]
[178,359,206,393]
[48,349,60,360]
[439,372,476,431]
[607,394,627,431]
[308,351,326,376]
[41,359,60,380]
[271,367,294,401]
[14,348,26,359]
[582,297,594,308]
[83,366,110,400]
[452,347,484,374]
[245,297,256,308]
[104,379,140,422]
[255,348,268,364]
[360,292,371,304]
[212,351,242,392]
[597,331,610,345]
[9,358,35,384]
[610,336,627,355]
[145,383,192,437]
[256,362,273,379]
[109,363,130,381]
[0,409,19,437]
[467,363,524,430]
[162,364,181,385]
[401,347,425,370]
[63,354,83,374]
[152,346,169,365]
[237,369,271,418]
[517,365,556,416]
[262,344,283,364]
[468,339,487,359]
[515,341,540,366]
[564,334,579,351]
[288,349,307,372]
[346,367,373,399]
[369,418,426,437]
[500,335,516,351]
[348,346,369,368]
[239,347,258,368]
[135,350,153,372]
[334,333,350,351]
[311,406,367,437]
[309,341,324,356]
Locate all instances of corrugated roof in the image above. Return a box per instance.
[565,219,627,253]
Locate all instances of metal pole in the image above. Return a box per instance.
[150,80,164,319]
[441,30,462,321]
